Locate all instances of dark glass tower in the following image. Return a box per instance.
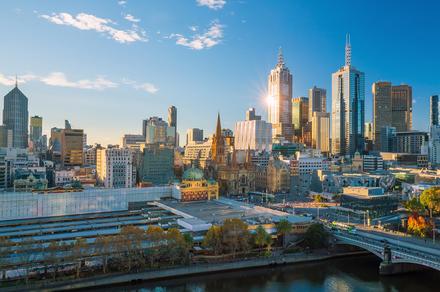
[430,95,439,127]
[3,83,29,148]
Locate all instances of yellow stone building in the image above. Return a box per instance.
[180,167,219,202]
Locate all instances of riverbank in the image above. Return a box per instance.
[3,250,369,292]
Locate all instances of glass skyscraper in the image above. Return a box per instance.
[331,34,365,156]
[3,83,29,149]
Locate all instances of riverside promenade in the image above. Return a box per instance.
[3,251,367,292]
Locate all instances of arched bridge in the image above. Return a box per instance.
[331,229,440,274]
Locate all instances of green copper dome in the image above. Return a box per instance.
[182,167,204,181]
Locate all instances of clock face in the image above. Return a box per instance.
[281,83,289,96]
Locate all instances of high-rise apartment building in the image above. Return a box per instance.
[331,34,365,156]
[394,131,428,154]
[430,95,439,127]
[391,85,412,132]
[308,86,326,121]
[292,97,309,141]
[186,128,204,145]
[234,108,272,152]
[3,83,28,149]
[311,112,330,153]
[96,147,134,188]
[267,48,293,142]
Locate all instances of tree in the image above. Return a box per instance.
[120,225,145,271]
[254,226,272,252]
[95,236,112,273]
[405,197,425,214]
[276,219,292,247]
[313,194,324,203]
[303,223,329,249]
[47,241,61,280]
[164,228,189,265]
[145,225,165,267]
[407,215,431,237]
[420,187,440,241]
[202,225,223,255]
[221,218,251,257]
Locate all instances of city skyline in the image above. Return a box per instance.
[0,1,439,145]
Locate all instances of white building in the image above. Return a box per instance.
[311,112,330,154]
[96,147,135,188]
[290,151,328,195]
[54,169,76,186]
[428,125,440,166]
[235,108,272,152]
[183,138,212,168]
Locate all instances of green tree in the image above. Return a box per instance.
[276,219,292,247]
[221,218,251,257]
[303,223,329,249]
[254,225,272,252]
[202,225,223,255]
[420,187,440,240]
[120,225,145,271]
[405,197,425,214]
[145,225,165,267]
[165,228,189,265]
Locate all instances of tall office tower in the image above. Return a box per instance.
[331,34,365,156]
[391,85,412,132]
[3,82,28,148]
[144,117,175,145]
[430,95,439,127]
[311,112,330,153]
[267,48,293,142]
[292,97,309,141]
[61,127,84,167]
[29,116,43,152]
[308,86,326,121]
[372,81,392,150]
[140,144,174,185]
[235,109,272,152]
[186,128,204,145]
[49,127,62,163]
[96,147,134,188]
[168,105,177,146]
[428,125,440,165]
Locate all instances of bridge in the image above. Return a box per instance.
[329,227,440,274]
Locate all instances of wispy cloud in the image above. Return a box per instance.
[196,0,226,10]
[40,72,118,90]
[124,14,140,23]
[0,72,158,94]
[118,1,127,6]
[134,82,159,94]
[170,21,224,50]
[40,12,146,43]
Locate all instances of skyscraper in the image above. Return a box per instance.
[3,83,28,148]
[168,105,177,146]
[61,127,84,167]
[308,86,326,121]
[267,48,293,142]
[235,109,272,152]
[391,85,412,132]
[30,116,43,152]
[331,34,365,156]
[372,81,392,150]
[430,95,439,127]
[144,117,175,145]
[186,128,204,145]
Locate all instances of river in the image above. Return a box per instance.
[98,255,440,292]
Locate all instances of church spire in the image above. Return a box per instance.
[215,112,222,139]
[345,33,351,67]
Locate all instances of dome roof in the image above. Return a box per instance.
[182,167,204,181]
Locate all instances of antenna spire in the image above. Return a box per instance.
[15,74,18,88]
[345,33,351,66]
[277,46,284,67]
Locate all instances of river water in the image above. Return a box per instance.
[101,255,440,292]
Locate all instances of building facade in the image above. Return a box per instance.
[179,167,219,201]
[29,116,43,152]
[430,95,439,127]
[308,86,326,121]
[96,147,135,188]
[391,85,412,132]
[139,144,174,185]
[234,108,272,152]
[311,112,330,153]
[186,128,204,145]
[61,128,84,167]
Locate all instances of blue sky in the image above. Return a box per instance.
[0,0,438,145]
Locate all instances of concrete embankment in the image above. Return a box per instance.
[5,251,368,292]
